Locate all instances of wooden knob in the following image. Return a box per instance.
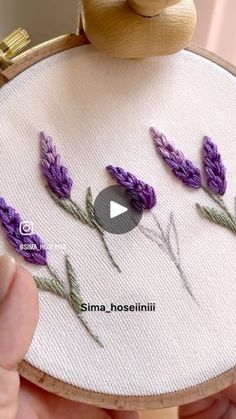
[128,0,180,17]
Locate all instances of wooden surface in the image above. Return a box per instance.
[1,34,236,411]
[80,0,197,58]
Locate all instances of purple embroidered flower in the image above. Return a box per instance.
[0,198,47,265]
[106,165,156,211]
[203,136,227,196]
[150,128,202,189]
[40,132,73,199]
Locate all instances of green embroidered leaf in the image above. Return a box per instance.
[46,263,61,282]
[70,199,94,227]
[46,186,120,273]
[85,187,103,232]
[197,204,236,233]
[86,187,95,218]
[46,186,92,226]
[33,276,68,299]
[65,256,83,314]
[203,187,236,224]
[65,256,104,346]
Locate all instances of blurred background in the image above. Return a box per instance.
[0,0,235,418]
[0,0,236,64]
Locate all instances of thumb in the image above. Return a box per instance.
[0,255,39,419]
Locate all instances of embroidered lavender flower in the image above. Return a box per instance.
[40,131,73,199]
[40,132,120,272]
[106,166,156,211]
[203,136,227,196]
[0,197,47,265]
[0,196,103,346]
[150,127,202,189]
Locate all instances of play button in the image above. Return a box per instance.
[110,201,128,219]
[94,186,143,234]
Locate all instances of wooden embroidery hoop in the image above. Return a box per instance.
[1,27,236,412]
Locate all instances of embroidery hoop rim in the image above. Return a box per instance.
[1,35,236,410]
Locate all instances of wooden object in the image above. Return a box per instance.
[0,34,89,86]
[128,0,180,16]
[19,360,236,410]
[80,0,197,58]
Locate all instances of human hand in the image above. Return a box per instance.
[179,385,236,418]
[0,255,139,419]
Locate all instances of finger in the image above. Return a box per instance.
[179,398,229,419]
[221,384,236,403]
[0,255,39,419]
[108,411,139,419]
[18,377,118,419]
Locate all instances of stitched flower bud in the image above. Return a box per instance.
[150,127,202,189]
[40,132,73,199]
[106,165,156,211]
[203,136,227,196]
[0,197,47,265]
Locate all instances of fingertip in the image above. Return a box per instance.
[0,260,39,368]
[0,255,16,303]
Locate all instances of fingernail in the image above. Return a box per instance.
[0,255,16,303]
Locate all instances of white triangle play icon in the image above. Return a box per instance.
[110,201,128,219]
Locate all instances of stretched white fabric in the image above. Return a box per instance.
[0,45,236,396]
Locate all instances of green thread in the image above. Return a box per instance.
[33,257,104,347]
[65,255,83,314]
[197,187,236,234]
[203,187,236,224]
[97,232,121,273]
[46,186,121,273]
[46,187,93,226]
[196,204,236,234]
[33,276,68,298]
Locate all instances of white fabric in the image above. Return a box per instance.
[0,45,236,396]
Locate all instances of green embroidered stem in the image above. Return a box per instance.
[86,188,121,271]
[98,231,122,273]
[46,186,121,272]
[75,314,104,347]
[33,258,104,347]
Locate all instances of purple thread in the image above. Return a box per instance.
[106,166,156,211]
[203,136,227,196]
[40,132,73,199]
[150,128,202,189]
[0,198,47,265]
